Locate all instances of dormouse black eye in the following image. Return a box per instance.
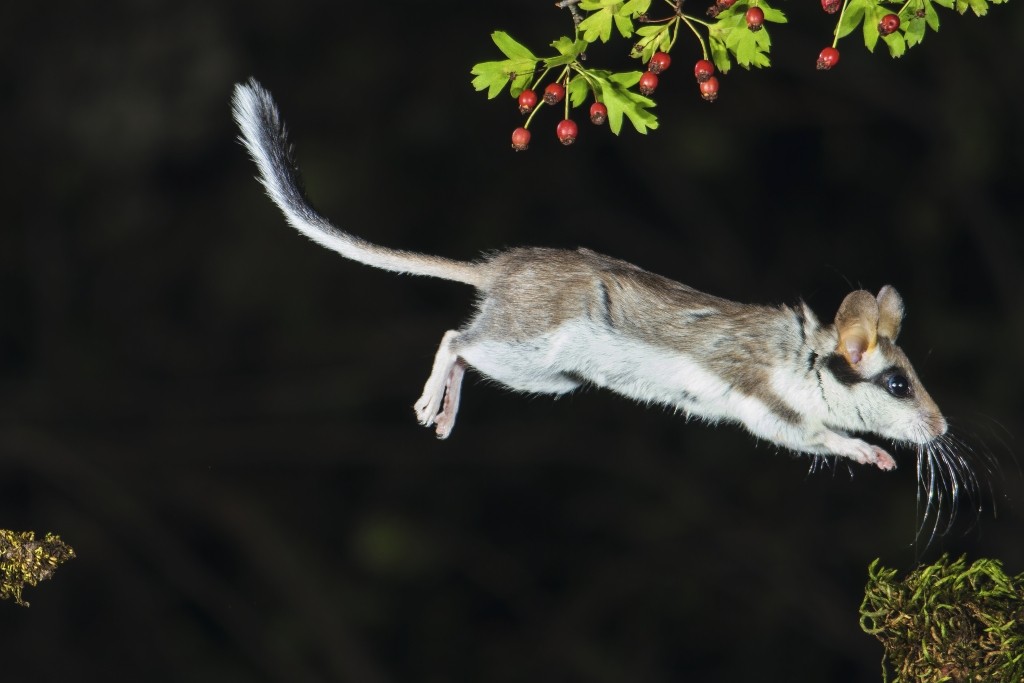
[885,373,912,398]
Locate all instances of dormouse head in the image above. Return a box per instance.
[827,285,947,444]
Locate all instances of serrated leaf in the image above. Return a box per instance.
[470,61,513,98]
[578,0,640,40]
[631,24,671,61]
[837,0,869,38]
[591,70,658,135]
[578,1,636,43]
[862,7,881,52]
[579,9,615,42]
[552,36,586,57]
[510,73,533,96]
[491,31,538,61]
[924,0,942,29]
[567,76,591,107]
[741,32,765,66]
[965,0,989,16]
[882,31,907,57]
[709,36,732,73]
[904,15,927,46]
[471,57,540,98]
[544,36,588,67]
[719,14,773,69]
[614,12,635,38]
[621,0,652,14]
[760,4,788,23]
[471,32,540,99]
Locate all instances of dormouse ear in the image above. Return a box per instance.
[834,290,879,365]
[876,285,904,340]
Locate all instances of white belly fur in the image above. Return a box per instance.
[457,320,782,436]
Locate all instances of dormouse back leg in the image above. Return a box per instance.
[433,358,466,439]
[414,330,464,436]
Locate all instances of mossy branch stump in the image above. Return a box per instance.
[860,554,1024,682]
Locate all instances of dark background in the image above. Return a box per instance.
[2,2,1022,681]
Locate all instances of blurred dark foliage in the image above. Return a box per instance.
[1,2,1022,682]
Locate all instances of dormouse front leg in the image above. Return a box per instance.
[820,430,897,471]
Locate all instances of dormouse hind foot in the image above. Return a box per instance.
[413,360,465,439]
[414,330,466,439]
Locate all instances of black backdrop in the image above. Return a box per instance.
[1,2,1022,681]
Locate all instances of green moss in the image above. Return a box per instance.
[0,530,75,607]
[860,554,1024,682]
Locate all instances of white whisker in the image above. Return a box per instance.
[911,415,1012,556]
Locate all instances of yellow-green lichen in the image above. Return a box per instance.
[1,530,75,607]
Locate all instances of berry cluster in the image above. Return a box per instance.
[815,1,902,71]
[509,49,725,150]
[471,0,1003,145]
[509,76,600,150]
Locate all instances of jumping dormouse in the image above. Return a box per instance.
[231,78,948,471]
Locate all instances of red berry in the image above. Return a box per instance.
[878,13,900,36]
[649,51,672,75]
[638,71,659,96]
[699,76,719,102]
[556,119,578,145]
[694,59,715,83]
[816,46,840,70]
[511,127,531,151]
[706,0,735,16]
[589,102,608,126]
[745,6,765,30]
[543,82,565,105]
[517,89,538,114]
[821,0,841,13]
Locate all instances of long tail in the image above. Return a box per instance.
[231,78,487,287]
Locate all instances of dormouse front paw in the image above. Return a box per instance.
[821,432,897,471]
[865,445,896,471]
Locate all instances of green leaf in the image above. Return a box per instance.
[715,9,773,69]
[709,35,732,74]
[491,31,538,61]
[578,1,626,42]
[837,0,869,38]
[862,6,881,52]
[735,29,773,67]
[552,35,586,58]
[470,32,540,98]
[760,4,788,23]
[620,0,652,14]
[965,0,989,15]
[578,0,641,41]
[631,24,672,62]
[924,0,943,29]
[903,15,927,47]
[567,75,591,107]
[614,11,634,38]
[588,70,658,135]
[882,31,907,57]
[579,9,615,42]
[470,61,512,98]
[544,36,589,68]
